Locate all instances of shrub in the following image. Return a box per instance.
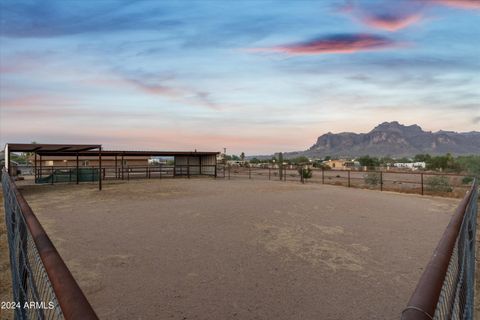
[364,173,380,186]
[425,176,452,193]
[298,167,313,180]
[462,176,474,185]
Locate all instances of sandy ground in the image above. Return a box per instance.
[17,178,459,320]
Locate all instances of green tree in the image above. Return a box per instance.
[357,155,380,168]
[240,152,245,161]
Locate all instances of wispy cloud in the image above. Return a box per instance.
[360,13,422,32]
[248,34,398,55]
[428,0,480,9]
[0,1,181,38]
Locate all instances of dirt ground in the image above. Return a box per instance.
[17,179,458,320]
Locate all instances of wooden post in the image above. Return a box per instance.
[249,166,251,179]
[269,166,271,180]
[228,164,231,179]
[115,155,118,179]
[348,170,351,187]
[322,168,324,184]
[51,166,54,185]
[187,156,190,179]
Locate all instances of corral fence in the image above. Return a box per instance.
[401,179,478,320]
[1,168,98,320]
[27,164,217,184]
[217,164,475,198]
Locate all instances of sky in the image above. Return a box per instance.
[0,0,479,155]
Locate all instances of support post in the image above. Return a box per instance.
[7,150,11,176]
[115,155,118,179]
[40,155,43,182]
[269,167,271,180]
[421,173,424,195]
[322,168,325,184]
[199,156,202,175]
[98,146,102,191]
[121,154,124,180]
[380,171,383,191]
[76,153,79,184]
[228,164,231,179]
[348,170,351,187]
[187,156,190,179]
[159,163,162,179]
[249,166,251,179]
[214,163,217,178]
[34,153,37,182]
[51,166,54,185]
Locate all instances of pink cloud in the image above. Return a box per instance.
[360,13,422,32]
[249,34,397,55]
[428,0,480,9]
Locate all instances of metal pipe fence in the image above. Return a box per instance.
[1,168,98,320]
[401,179,478,320]
[217,164,474,198]
[28,164,217,185]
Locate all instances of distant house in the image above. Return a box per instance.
[393,162,426,170]
[322,159,359,170]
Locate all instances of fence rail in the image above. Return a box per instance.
[217,165,474,198]
[401,179,478,320]
[28,164,217,185]
[1,168,98,320]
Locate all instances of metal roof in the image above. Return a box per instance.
[37,150,219,157]
[6,143,101,153]
[5,143,218,157]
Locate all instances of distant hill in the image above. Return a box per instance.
[277,122,480,159]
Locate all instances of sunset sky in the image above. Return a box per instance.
[1,0,479,155]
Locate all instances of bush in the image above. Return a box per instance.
[425,176,452,193]
[364,173,380,186]
[298,167,313,179]
[462,176,474,185]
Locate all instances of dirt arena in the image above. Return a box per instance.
[18,179,458,320]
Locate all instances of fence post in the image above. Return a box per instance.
[51,167,54,185]
[322,168,325,184]
[421,173,424,195]
[301,167,304,184]
[380,171,383,191]
[348,170,350,187]
[249,166,251,179]
[269,167,271,180]
[228,165,231,180]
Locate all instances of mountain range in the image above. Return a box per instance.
[277,121,480,159]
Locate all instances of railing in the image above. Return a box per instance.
[217,165,475,197]
[30,165,217,184]
[1,168,98,320]
[401,179,478,320]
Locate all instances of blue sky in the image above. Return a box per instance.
[0,0,479,154]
